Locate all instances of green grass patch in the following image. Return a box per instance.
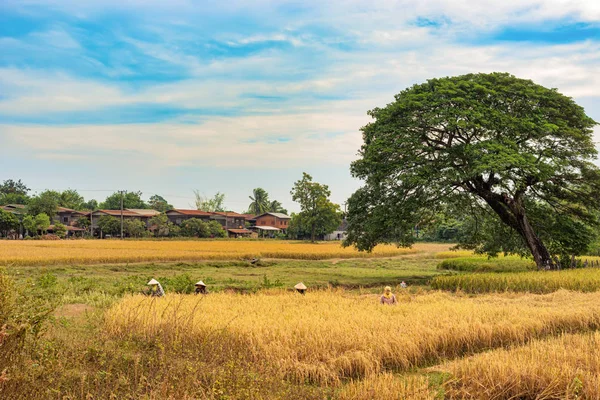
[437,256,535,273]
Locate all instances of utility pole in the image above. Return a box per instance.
[120,190,125,240]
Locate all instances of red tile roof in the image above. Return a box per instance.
[167,209,213,217]
[240,214,256,220]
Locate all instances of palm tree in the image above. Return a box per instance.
[248,188,270,215]
[268,200,288,215]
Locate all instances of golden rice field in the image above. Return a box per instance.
[105,289,600,387]
[437,332,600,399]
[432,268,600,293]
[0,241,452,266]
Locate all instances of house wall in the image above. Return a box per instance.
[167,213,211,226]
[55,211,82,226]
[255,215,289,229]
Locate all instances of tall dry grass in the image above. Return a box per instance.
[438,332,600,399]
[432,268,600,293]
[337,373,436,399]
[0,241,449,266]
[105,290,600,386]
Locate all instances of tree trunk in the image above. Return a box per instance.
[513,208,554,270]
[476,188,555,270]
[311,223,316,243]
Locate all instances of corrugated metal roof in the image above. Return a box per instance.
[212,211,246,218]
[252,226,281,231]
[166,209,213,217]
[255,212,291,219]
[92,209,143,217]
[127,209,161,216]
[57,207,86,215]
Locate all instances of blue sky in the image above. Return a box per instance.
[1,0,599,212]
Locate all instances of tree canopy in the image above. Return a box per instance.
[290,173,342,242]
[0,179,30,206]
[345,72,600,269]
[195,191,225,212]
[148,195,173,213]
[247,188,288,215]
[27,191,60,217]
[248,188,270,215]
[100,191,148,210]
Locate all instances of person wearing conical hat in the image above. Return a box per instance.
[147,278,165,297]
[380,286,397,305]
[195,280,207,295]
[294,282,307,295]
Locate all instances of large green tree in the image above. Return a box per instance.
[290,173,342,242]
[0,179,30,205]
[100,191,148,210]
[345,72,600,269]
[59,189,85,210]
[0,209,19,237]
[27,191,60,218]
[97,216,121,237]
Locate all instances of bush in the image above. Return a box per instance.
[160,274,195,294]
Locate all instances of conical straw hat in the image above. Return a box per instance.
[195,281,206,286]
[294,282,307,290]
[147,278,159,285]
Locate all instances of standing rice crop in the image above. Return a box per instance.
[105,290,600,386]
[438,332,600,399]
[431,268,600,293]
[0,241,449,266]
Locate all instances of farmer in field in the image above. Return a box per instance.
[294,282,307,295]
[401,281,408,288]
[195,280,207,295]
[380,286,397,305]
[146,278,165,297]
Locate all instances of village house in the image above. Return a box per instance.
[250,212,291,237]
[253,212,291,230]
[324,218,348,241]
[165,209,213,225]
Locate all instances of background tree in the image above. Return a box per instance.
[345,72,600,269]
[75,217,91,231]
[248,188,270,215]
[149,213,172,237]
[0,209,19,237]
[22,215,36,236]
[268,200,288,215]
[100,191,148,210]
[0,179,30,205]
[27,191,60,218]
[123,219,146,238]
[290,173,342,242]
[194,191,225,212]
[59,189,85,210]
[34,213,50,235]
[148,195,173,213]
[181,218,210,237]
[81,199,99,211]
[97,216,121,237]
[207,220,227,238]
[53,223,67,239]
